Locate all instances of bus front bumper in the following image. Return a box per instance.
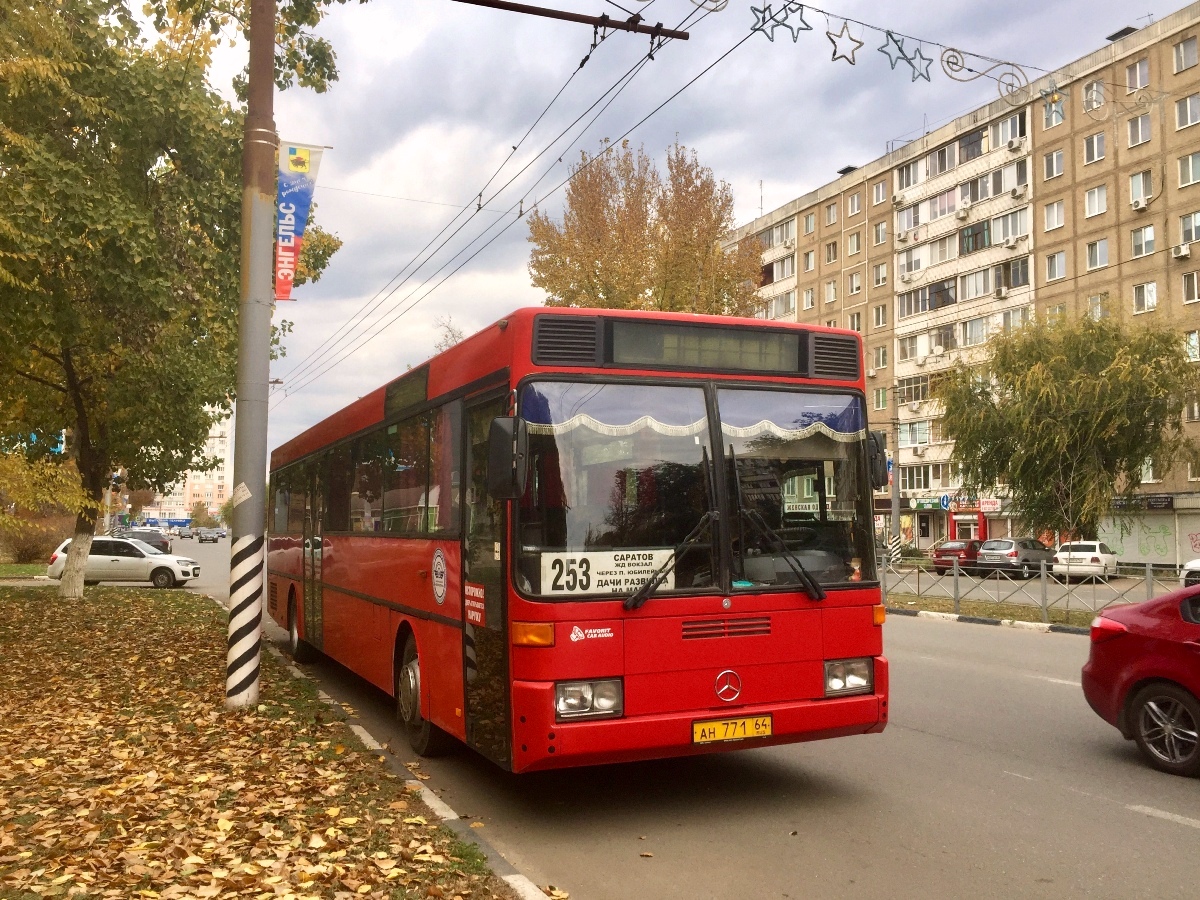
[509,657,888,773]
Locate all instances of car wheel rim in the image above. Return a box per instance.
[398,656,421,725]
[1139,698,1199,764]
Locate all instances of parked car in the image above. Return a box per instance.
[47,537,200,589]
[179,527,194,539]
[975,537,1055,579]
[1053,541,1118,581]
[930,540,983,575]
[1180,559,1200,587]
[114,528,172,554]
[1081,588,1200,777]
[197,528,219,543]
[217,527,227,538]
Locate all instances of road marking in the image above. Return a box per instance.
[350,724,382,751]
[1126,805,1200,830]
[1003,771,1033,780]
[1024,674,1081,687]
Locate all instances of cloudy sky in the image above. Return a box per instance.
[230,0,1185,449]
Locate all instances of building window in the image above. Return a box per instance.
[897,160,919,190]
[1176,36,1198,73]
[1132,225,1155,258]
[873,345,887,368]
[804,212,815,234]
[1044,149,1064,180]
[848,272,862,295]
[1084,132,1105,165]
[1182,211,1200,242]
[1188,398,1200,423]
[825,202,838,226]
[873,221,887,244]
[1044,99,1064,129]
[1087,294,1107,320]
[1184,272,1200,304]
[874,387,888,410]
[1083,80,1104,111]
[1142,459,1161,483]
[1002,306,1031,334]
[897,335,918,360]
[1087,239,1108,270]
[873,304,887,328]
[992,208,1028,241]
[803,250,815,271]
[961,317,989,347]
[898,421,931,449]
[1128,113,1151,146]
[1046,251,1066,281]
[1131,170,1153,204]
[873,263,887,287]
[1045,200,1064,231]
[1182,152,1200,187]
[900,465,931,492]
[960,268,992,301]
[1127,57,1149,91]
[1187,331,1200,362]
[959,128,985,162]
[990,111,1026,146]
[873,180,887,205]
[959,221,990,255]
[927,143,957,177]
[1177,93,1200,129]
[757,219,795,249]
[996,255,1030,289]
[1134,282,1157,313]
[897,203,920,233]
[825,241,838,263]
[825,281,836,303]
[825,318,838,328]
[803,288,815,310]
[1047,303,1066,323]
[899,247,922,275]
[849,311,862,332]
[848,231,861,255]
[1085,184,1107,217]
[930,235,956,265]
[847,193,861,216]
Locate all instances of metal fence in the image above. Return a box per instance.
[880,559,1184,621]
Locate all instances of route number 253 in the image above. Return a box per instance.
[550,557,591,592]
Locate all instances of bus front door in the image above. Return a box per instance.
[462,395,511,768]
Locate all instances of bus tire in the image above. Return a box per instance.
[287,597,316,663]
[397,633,453,757]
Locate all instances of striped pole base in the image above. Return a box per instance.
[226,533,265,707]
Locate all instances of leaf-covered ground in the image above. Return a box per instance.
[0,586,518,900]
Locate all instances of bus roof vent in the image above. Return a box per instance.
[810,333,860,381]
[533,315,600,366]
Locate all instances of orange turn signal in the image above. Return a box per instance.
[873,605,887,626]
[512,622,555,647]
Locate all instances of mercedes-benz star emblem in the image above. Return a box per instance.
[715,669,742,702]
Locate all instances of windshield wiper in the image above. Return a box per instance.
[623,510,719,611]
[740,508,827,601]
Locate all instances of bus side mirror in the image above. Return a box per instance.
[487,416,528,500]
[868,431,888,490]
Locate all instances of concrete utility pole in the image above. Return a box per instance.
[226,0,277,709]
[890,380,901,546]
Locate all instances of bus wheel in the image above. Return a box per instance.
[287,598,316,663]
[397,634,453,757]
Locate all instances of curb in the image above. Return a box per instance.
[886,606,1089,636]
[258,642,554,900]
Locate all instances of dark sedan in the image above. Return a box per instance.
[115,528,172,554]
[1082,590,1200,777]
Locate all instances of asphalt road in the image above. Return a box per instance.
[192,548,1200,899]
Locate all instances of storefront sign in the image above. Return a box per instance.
[909,497,942,511]
[979,498,1003,513]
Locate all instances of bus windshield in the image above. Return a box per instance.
[719,387,876,589]
[516,380,875,599]
[517,381,716,598]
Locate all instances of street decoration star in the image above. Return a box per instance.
[908,44,933,82]
[777,2,813,42]
[878,31,908,70]
[1039,78,1067,123]
[751,4,777,41]
[827,21,864,64]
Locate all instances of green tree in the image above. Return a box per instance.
[527,140,763,315]
[0,2,341,598]
[190,502,218,528]
[217,495,236,526]
[937,316,1200,540]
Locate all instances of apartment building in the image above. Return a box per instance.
[734,2,1200,565]
[140,414,235,525]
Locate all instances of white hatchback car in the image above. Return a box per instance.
[47,537,201,588]
[1052,541,1118,581]
[1180,559,1200,587]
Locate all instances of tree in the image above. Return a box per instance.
[527,140,763,315]
[190,502,218,528]
[433,316,465,353]
[217,495,236,526]
[937,316,1200,540]
[0,2,341,598]
[0,451,86,539]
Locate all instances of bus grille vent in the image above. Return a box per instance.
[810,334,861,380]
[682,617,771,639]
[533,316,599,366]
[269,582,277,604]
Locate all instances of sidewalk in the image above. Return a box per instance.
[0,584,522,900]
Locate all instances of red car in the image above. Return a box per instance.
[1081,589,1200,777]
[930,539,982,575]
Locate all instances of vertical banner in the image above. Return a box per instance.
[275,142,324,301]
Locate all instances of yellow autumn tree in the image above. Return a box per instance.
[527,140,763,315]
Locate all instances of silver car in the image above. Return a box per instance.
[975,537,1055,579]
[47,537,200,588]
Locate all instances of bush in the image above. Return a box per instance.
[3,516,74,564]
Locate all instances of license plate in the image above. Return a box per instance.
[692,715,773,744]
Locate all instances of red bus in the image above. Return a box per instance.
[266,308,890,772]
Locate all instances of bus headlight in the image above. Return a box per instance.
[555,679,623,720]
[824,658,873,697]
